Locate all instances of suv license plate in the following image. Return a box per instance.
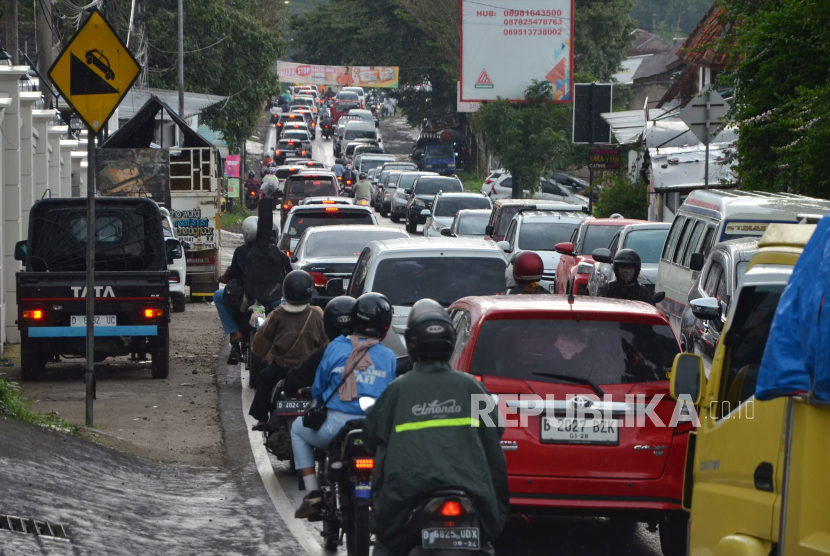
[275,400,310,416]
[70,315,116,327]
[541,416,619,445]
[421,527,480,550]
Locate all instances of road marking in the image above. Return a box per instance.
[241,368,327,556]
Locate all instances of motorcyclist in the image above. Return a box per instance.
[505,251,551,295]
[597,248,655,302]
[320,113,332,137]
[331,160,346,179]
[340,165,357,195]
[362,299,508,554]
[282,296,355,396]
[249,270,328,431]
[291,293,397,518]
[261,167,279,197]
[352,172,372,202]
[244,171,260,197]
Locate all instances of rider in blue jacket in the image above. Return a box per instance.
[291,292,397,518]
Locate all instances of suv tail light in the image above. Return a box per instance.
[309,272,329,287]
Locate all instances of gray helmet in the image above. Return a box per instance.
[242,216,258,243]
[612,248,641,281]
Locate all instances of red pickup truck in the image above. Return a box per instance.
[331,99,361,124]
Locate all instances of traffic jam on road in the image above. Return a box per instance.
[3,1,830,555]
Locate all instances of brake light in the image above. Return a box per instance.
[144,308,164,318]
[275,150,282,155]
[337,176,343,181]
[309,272,329,287]
[283,200,293,210]
[325,207,339,212]
[322,200,335,204]
[440,501,462,517]
[312,122,316,128]
[313,181,322,185]
[353,458,374,470]
[346,180,353,185]
[22,310,43,319]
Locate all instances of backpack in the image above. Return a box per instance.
[243,244,285,303]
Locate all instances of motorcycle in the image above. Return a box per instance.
[397,490,483,556]
[264,383,312,481]
[321,122,332,139]
[245,188,260,210]
[355,197,370,207]
[342,178,354,197]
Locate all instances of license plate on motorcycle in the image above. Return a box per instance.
[421,527,480,550]
[275,400,310,416]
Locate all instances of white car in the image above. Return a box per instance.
[489,173,589,206]
[481,169,506,196]
[160,207,188,312]
[422,192,493,238]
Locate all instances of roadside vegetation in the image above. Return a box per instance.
[220,201,250,232]
[456,170,486,193]
[592,174,649,219]
[0,378,74,433]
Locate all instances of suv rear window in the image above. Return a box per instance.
[285,177,337,198]
[345,128,376,140]
[470,319,678,384]
[413,178,463,196]
[518,222,579,250]
[435,197,491,217]
[372,256,505,306]
[581,225,623,254]
[286,210,374,237]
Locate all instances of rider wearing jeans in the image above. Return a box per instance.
[291,293,397,519]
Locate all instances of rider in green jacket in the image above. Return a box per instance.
[362,299,509,553]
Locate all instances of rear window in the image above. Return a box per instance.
[372,256,506,306]
[458,212,491,236]
[518,222,579,251]
[496,207,520,236]
[282,131,308,140]
[623,229,669,264]
[306,230,406,257]
[413,178,463,196]
[285,178,337,198]
[292,98,313,106]
[345,128,376,140]
[435,196,491,217]
[337,92,359,100]
[287,211,374,237]
[425,145,454,159]
[581,225,623,254]
[470,319,678,385]
[360,159,396,173]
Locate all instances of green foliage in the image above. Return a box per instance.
[593,172,649,219]
[0,378,74,433]
[456,169,487,192]
[472,81,575,199]
[574,0,637,80]
[718,0,830,197]
[141,0,285,152]
[630,0,711,39]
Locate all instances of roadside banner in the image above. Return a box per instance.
[461,0,574,102]
[589,148,620,170]
[277,61,399,88]
[227,178,239,199]
[225,155,240,178]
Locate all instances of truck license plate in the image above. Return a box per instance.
[541,416,619,445]
[70,315,116,327]
[421,527,480,550]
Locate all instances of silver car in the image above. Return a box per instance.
[422,192,492,238]
[587,222,672,296]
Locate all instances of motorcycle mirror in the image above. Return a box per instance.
[359,396,376,412]
[651,291,666,305]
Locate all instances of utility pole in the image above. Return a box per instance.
[177,0,184,144]
[85,129,97,427]
[37,0,53,88]
[6,0,18,64]
[588,83,595,214]
[704,89,710,190]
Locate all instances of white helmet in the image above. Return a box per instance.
[242,216,258,243]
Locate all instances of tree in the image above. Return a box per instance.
[630,0,711,39]
[593,173,648,219]
[574,0,637,81]
[718,0,830,197]
[473,81,574,199]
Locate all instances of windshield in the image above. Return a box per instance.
[361,159,395,172]
[337,92,359,100]
[721,221,774,242]
[285,179,337,197]
[435,197,491,217]
[581,225,623,255]
[306,230,407,257]
[470,319,678,384]
[623,229,669,264]
[282,131,308,141]
[413,178,462,196]
[345,129,376,140]
[518,222,580,251]
[457,213,491,236]
[287,212,374,237]
[372,256,506,306]
[425,145,454,159]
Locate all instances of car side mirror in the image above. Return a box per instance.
[290,255,298,263]
[14,240,26,262]
[181,240,192,250]
[404,189,412,195]
[440,228,454,237]
[592,248,613,264]
[326,279,345,296]
[670,353,706,405]
[690,297,721,320]
[689,252,705,271]
[420,209,431,217]
[554,241,575,256]
[165,239,183,262]
[497,241,511,252]
[484,224,494,237]
[651,291,666,305]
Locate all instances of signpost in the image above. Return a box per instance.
[679,89,730,189]
[573,83,613,213]
[589,148,620,170]
[48,10,141,427]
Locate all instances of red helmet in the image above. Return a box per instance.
[513,251,544,282]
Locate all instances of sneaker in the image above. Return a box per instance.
[227,343,242,365]
[294,490,323,519]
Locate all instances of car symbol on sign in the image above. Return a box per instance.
[85,49,114,80]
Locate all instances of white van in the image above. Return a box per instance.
[341,121,379,156]
[655,189,830,334]
[343,86,366,107]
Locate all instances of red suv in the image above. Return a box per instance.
[555,218,643,295]
[448,295,688,556]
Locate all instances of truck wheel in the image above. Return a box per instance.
[21,346,44,382]
[151,329,170,379]
[172,294,186,313]
[658,513,688,556]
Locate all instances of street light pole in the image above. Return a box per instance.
[177,0,184,141]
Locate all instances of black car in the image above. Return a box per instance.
[274,139,310,165]
[404,175,463,233]
[374,171,404,214]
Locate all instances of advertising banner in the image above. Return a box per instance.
[461,0,574,103]
[589,148,621,170]
[277,61,399,88]
[227,178,240,199]
[224,155,240,178]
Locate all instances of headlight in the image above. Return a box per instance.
[577,262,594,275]
[424,164,434,168]
[413,199,425,207]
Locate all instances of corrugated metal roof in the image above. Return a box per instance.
[601,109,668,144]
[648,141,737,191]
[677,5,730,69]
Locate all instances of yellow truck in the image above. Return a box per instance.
[669,223,830,556]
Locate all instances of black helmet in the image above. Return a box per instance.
[323,296,355,340]
[248,170,255,178]
[404,299,456,363]
[613,248,641,282]
[282,270,314,305]
[351,293,393,339]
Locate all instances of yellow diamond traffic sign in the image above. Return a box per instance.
[48,10,140,133]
